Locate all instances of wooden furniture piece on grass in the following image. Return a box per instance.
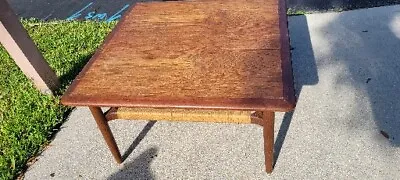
[61,0,295,173]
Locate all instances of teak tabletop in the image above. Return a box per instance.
[61,0,296,173]
[61,0,295,111]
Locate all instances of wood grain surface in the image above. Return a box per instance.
[62,0,295,111]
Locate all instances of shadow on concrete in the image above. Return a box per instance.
[288,0,400,12]
[121,121,157,161]
[274,111,294,167]
[316,8,400,146]
[108,147,158,180]
[274,15,319,166]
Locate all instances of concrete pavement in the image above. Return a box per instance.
[24,5,400,179]
[287,0,400,12]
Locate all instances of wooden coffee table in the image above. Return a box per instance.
[61,0,295,173]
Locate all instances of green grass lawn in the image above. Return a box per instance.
[0,19,116,179]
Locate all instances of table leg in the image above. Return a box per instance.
[89,106,122,164]
[263,111,275,173]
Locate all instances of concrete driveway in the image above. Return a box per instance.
[24,5,400,179]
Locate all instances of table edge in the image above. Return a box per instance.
[279,0,296,108]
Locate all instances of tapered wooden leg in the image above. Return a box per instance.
[89,106,122,164]
[263,111,275,174]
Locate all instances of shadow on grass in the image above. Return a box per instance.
[57,53,93,92]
